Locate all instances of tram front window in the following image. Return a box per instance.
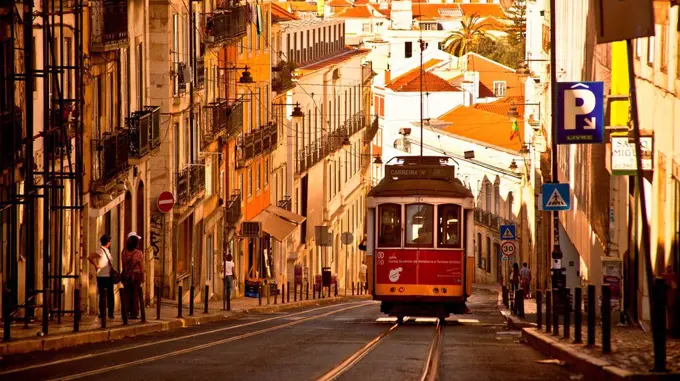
[438,204,461,248]
[405,204,434,247]
[378,204,402,247]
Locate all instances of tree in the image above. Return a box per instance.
[473,37,525,69]
[504,0,527,58]
[441,14,491,57]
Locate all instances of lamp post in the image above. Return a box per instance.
[218,66,255,84]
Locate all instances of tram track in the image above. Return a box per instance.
[316,318,444,381]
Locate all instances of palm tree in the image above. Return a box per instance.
[441,14,492,57]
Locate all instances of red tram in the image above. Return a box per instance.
[366,156,475,321]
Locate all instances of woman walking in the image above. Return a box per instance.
[122,232,145,319]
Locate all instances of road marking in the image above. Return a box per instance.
[46,302,373,381]
[1,302,376,377]
[456,318,480,324]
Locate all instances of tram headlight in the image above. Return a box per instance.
[433,288,439,294]
[442,288,447,294]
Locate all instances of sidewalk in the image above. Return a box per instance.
[501,295,680,380]
[0,289,369,357]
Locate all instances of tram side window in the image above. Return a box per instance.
[438,204,461,248]
[378,204,402,247]
[405,204,434,247]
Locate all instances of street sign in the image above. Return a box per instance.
[157,191,175,213]
[501,241,516,257]
[500,225,516,241]
[541,183,571,211]
[556,82,604,144]
[341,232,354,245]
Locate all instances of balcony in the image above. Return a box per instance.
[226,190,242,225]
[240,123,278,161]
[277,196,292,211]
[90,0,129,52]
[364,116,379,144]
[226,98,244,139]
[127,106,161,159]
[175,159,206,205]
[0,110,23,171]
[272,61,297,94]
[205,5,247,48]
[92,128,129,187]
[474,208,516,235]
[196,56,205,89]
[344,112,366,137]
[202,99,228,148]
[362,61,375,84]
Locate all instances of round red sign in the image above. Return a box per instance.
[157,191,175,213]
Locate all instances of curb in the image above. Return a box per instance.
[521,328,680,381]
[0,295,371,357]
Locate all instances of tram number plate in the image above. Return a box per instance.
[501,241,516,257]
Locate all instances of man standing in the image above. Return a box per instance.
[224,254,236,298]
[89,234,115,319]
[520,262,532,299]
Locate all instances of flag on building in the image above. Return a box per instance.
[510,120,519,140]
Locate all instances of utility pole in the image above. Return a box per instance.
[189,0,196,300]
[419,39,424,157]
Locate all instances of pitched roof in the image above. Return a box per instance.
[438,105,523,152]
[387,62,461,92]
[462,53,523,98]
[411,4,462,20]
[298,48,370,73]
[326,0,352,7]
[287,2,317,12]
[459,3,506,18]
[334,5,375,18]
[474,96,525,117]
[272,2,299,22]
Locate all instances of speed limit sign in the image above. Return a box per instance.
[501,241,516,257]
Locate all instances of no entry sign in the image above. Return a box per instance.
[157,191,175,213]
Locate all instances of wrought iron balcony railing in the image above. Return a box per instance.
[92,128,129,186]
[277,196,292,212]
[202,99,228,148]
[362,61,375,84]
[90,0,129,51]
[205,5,246,47]
[226,190,242,225]
[240,123,278,161]
[196,56,205,89]
[127,105,161,158]
[226,98,244,139]
[474,207,516,235]
[175,159,206,205]
[364,116,379,144]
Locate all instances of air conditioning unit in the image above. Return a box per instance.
[241,221,261,237]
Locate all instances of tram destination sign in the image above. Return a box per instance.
[385,165,454,181]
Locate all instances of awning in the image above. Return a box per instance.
[265,205,306,224]
[251,210,298,242]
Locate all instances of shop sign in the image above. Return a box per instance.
[602,257,622,311]
[611,135,653,175]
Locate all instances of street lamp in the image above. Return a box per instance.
[219,66,255,84]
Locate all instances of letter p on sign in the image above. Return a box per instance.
[564,85,596,131]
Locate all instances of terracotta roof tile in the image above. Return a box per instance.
[272,3,299,21]
[287,2,317,12]
[326,0,352,7]
[387,63,461,92]
[459,4,506,18]
[412,4,462,20]
[474,96,525,118]
[334,5,375,18]
[464,53,524,98]
[438,106,524,151]
[298,48,370,73]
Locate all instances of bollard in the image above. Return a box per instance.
[552,289,559,337]
[287,282,290,303]
[177,285,183,318]
[139,286,147,323]
[652,278,668,372]
[312,284,316,299]
[189,286,195,316]
[306,283,309,300]
[563,289,570,340]
[602,285,611,354]
[536,291,543,330]
[545,290,552,333]
[204,285,209,314]
[119,288,129,325]
[294,283,297,302]
[258,285,262,306]
[352,282,355,296]
[73,288,81,332]
[3,288,10,341]
[100,289,107,329]
[267,283,271,305]
[587,285,595,346]
[156,284,162,320]
[574,287,582,343]
[226,284,231,311]
[275,286,278,304]
[301,283,304,301]
[334,283,338,297]
[281,284,285,304]
[502,286,509,308]
[319,283,322,299]
[519,287,525,318]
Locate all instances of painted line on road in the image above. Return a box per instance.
[1,301,377,377]
[45,302,374,381]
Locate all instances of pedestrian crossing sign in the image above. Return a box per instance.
[541,183,571,211]
[500,225,516,241]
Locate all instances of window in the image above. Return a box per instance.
[485,181,492,211]
[636,38,643,59]
[378,204,401,247]
[438,204,461,248]
[405,204,434,247]
[477,233,483,269]
[486,237,491,272]
[647,36,654,65]
[405,41,413,58]
[256,163,261,191]
[264,158,269,185]
[362,23,371,33]
[172,14,179,95]
[660,23,668,72]
[248,167,253,196]
[137,43,144,110]
[493,81,506,97]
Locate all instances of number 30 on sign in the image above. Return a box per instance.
[501,241,516,257]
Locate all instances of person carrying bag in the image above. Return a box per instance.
[122,232,145,319]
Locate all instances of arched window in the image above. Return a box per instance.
[405,204,434,247]
[378,204,401,247]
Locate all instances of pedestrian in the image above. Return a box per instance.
[520,262,532,299]
[122,232,145,319]
[359,260,368,291]
[662,266,678,332]
[224,254,236,298]
[88,234,115,320]
[510,263,520,293]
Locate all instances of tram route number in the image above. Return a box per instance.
[501,241,516,257]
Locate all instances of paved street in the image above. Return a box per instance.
[0,289,579,381]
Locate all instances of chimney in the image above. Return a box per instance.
[384,69,391,84]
